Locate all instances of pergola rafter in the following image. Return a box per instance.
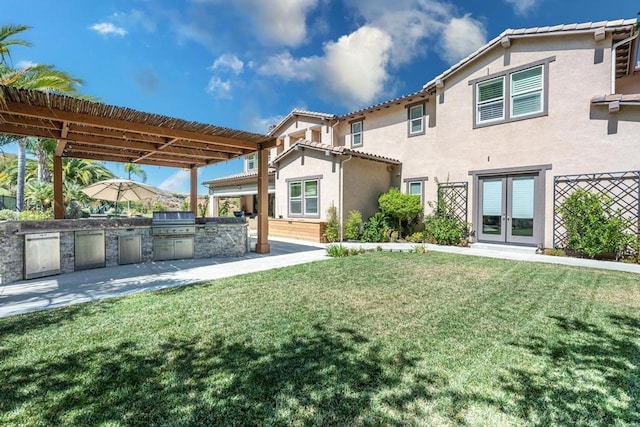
[0,85,274,253]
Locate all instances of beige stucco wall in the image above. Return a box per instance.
[333,31,640,247]
[342,158,394,225]
[273,116,334,151]
[274,149,340,221]
[616,74,640,94]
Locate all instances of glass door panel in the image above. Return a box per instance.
[507,176,536,244]
[479,178,505,242]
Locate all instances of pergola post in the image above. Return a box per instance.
[255,144,270,254]
[190,167,198,216]
[53,155,64,219]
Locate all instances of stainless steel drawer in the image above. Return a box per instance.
[24,232,61,279]
[119,235,142,265]
[75,230,106,270]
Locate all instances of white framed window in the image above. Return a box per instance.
[510,65,543,118]
[472,57,553,128]
[246,153,256,171]
[351,121,363,147]
[408,181,423,202]
[288,178,320,217]
[289,181,302,215]
[408,104,424,135]
[476,77,505,125]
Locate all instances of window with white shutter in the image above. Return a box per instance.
[511,65,543,117]
[476,77,505,124]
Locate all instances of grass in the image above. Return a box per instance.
[0,252,639,426]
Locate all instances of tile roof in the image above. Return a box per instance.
[338,89,429,120]
[267,109,336,136]
[591,93,640,104]
[202,168,275,185]
[272,139,401,165]
[423,18,637,91]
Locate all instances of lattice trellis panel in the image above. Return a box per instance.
[553,171,640,248]
[437,182,468,224]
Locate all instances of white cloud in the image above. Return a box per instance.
[90,22,128,36]
[322,26,392,105]
[257,26,395,108]
[159,169,190,193]
[503,0,539,16]
[15,60,37,70]
[114,9,157,33]
[258,52,319,81]
[239,0,319,47]
[206,77,233,98]
[210,54,244,75]
[440,15,487,64]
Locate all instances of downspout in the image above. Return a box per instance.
[338,155,353,241]
[611,31,639,94]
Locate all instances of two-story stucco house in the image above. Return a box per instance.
[206,18,640,247]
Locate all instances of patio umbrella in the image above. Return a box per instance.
[82,178,161,214]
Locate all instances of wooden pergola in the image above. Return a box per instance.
[0,85,274,253]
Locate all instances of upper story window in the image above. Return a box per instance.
[351,121,363,147]
[408,104,425,136]
[246,153,256,171]
[472,57,554,128]
[246,152,271,171]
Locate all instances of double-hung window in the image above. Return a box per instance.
[246,153,256,171]
[288,178,319,217]
[476,77,505,124]
[351,121,363,147]
[473,58,552,128]
[510,66,543,118]
[408,181,423,202]
[408,104,424,136]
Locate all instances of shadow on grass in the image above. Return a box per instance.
[501,314,640,426]
[0,324,441,425]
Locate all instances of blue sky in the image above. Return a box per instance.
[1,0,636,193]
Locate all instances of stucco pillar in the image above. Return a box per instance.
[190,167,198,216]
[255,144,270,253]
[53,155,64,219]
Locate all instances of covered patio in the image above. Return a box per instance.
[0,85,275,253]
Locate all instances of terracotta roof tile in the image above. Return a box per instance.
[272,139,401,166]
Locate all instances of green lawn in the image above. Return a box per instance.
[1,252,638,426]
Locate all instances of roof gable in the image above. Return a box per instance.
[267,109,336,137]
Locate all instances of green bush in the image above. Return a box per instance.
[559,189,631,259]
[218,200,231,216]
[17,209,53,221]
[361,212,391,243]
[406,231,425,243]
[326,244,349,257]
[0,209,17,220]
[325,204,340,243]
[378,188,423,237]
[423,214,468,246]
[344,210,362,240]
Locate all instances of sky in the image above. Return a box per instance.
[1,0,637,193]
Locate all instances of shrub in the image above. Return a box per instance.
[414,245,427,254]
[378,188,423,237]
[559,189,631,259]
[543,248,566,257]
[218,200,231,216]
[325,204,340,243]
[559,189,632,259]
[17,209,53,221]
[423,214,468,246]
[361,212,391,243]
[406,231,425,243]
[344,210,362,240]
[326,244,349,257]
[0,209,17,221]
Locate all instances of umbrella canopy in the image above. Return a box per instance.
[82,178,160,203]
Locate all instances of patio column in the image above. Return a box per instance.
[190,167,198,216]
[53,155,64,219]
[255,143,270,254]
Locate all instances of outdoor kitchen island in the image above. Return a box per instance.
[0,214,248,285]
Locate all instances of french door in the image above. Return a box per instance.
[478,175,537,245]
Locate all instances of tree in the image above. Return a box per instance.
[0,24,88,211]
[123,163,147,182]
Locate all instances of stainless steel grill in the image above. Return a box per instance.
[151,211,196,261]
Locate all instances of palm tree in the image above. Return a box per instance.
[62,158,114,187]
[123,163,147,182]
[0,24,88,211]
